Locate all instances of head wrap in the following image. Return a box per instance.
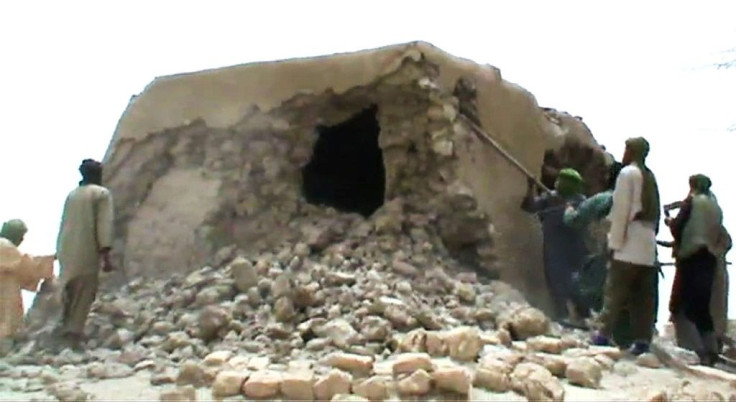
[625,137,660,227]
[0,219,27,246]
[626,137,650,162]
[79,159,103,185]
[555,168,584,197]
[689,174,712,195]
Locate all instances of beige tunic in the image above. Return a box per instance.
[0,238,54,338]
[56,184,114,285]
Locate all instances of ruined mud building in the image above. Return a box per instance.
[103,42,609,310]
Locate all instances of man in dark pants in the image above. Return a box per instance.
[564,161,638,346]
[666,174,724,366]
[522,168,588,323]
[55,159,115,350]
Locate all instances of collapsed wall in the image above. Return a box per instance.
[103,41,608,309]
[539,108,612,195]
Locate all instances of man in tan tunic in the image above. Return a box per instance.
[0,220,54,350]
[55,159,114,348]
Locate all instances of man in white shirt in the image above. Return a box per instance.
[592,137,660,356]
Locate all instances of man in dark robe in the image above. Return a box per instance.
[666,174,725,366]
[522,168,588,323]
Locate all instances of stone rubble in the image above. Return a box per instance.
[636,353,664,369]
[564,357,602,389]
[510,362,564,399]
[211,370,248,398]
[313,369,353,401]
[432,365,472,395]
[352,375,391,401]
[280,369,315,401]
[160,385,196,402]
[396,369,432,396]
[2,186,735,401]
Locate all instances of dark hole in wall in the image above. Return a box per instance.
[301,105,385,217]
[541,150,560,191]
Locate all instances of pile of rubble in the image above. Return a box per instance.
[91,199,549,357]
[3,200,733,401]
[20,199,547,351]
[0,200,550,397]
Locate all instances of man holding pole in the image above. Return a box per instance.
[522,168,588,323]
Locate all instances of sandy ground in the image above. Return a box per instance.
[1,358,734,402]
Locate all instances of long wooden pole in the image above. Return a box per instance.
[458,115,552,193]
[659,261,732,267]
[657,240,732,266]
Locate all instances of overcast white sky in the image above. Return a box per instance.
[1,1,735,326]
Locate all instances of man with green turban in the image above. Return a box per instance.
[0,220,55,350]
[592,137,660,356]
[522,167,588,322]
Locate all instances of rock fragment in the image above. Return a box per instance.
[396,369,432,396]
[47,382,94,402]
[160,385,196,402]
[315,319,359,350]
[243,370,282,399]
[274,296,296,322]
[425,331,447,356]
[212,370,249,398]
[352,375,390,401]
[359,316,391,342]
[325,353,374,375]
[444,326,482,361]
[230,257,258,292]
[497,306,550,340]
[636,353,663,369]
[524,353,569,378]
[432,365,471,395]
[473,356,513,392]
[565,357,602,389]
[196,306,230,341]
[526,336,564,355]
[280,370,315,401]
[331,395,369,402]
[510,363,564,402]
[204,350,233,367]
[177,361,208,388]
[314,369,353,401]
[392,353,433,375]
